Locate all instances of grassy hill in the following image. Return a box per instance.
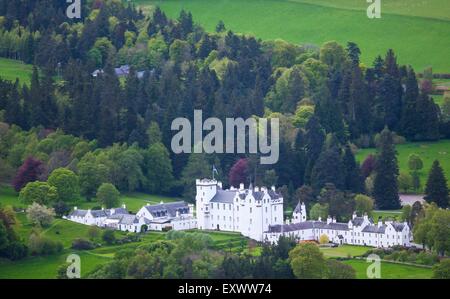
[135,0,450,72]
[0,58,33,85]
[356,140,450,188]
[290,0,450,21]
[343,258,433,279]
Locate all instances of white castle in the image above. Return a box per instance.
[196,179,284,241]
[64,178,411,248]
[196,178,412,248]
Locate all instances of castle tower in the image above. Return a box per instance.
[195,179,219,230]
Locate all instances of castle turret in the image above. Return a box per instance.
[196,179,219,230]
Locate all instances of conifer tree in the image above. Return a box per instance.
[342,145,364,193]
[400,68,419,139]
[304,116,325,185]
[425,160,449,208]
[373,127,401,209]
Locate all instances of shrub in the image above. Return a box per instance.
[72,238,95,250]
[102,229,116,245]
[28,233,63,256]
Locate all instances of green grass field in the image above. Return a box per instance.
[356,140,450,187]
[343,258,433,279]
[0,250,112,279]
[290,0,450,21]
[0,58,33,85]
[320,245,370,258]
[135,0,450,72]
[372,210,402,222]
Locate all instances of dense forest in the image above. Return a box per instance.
[0,0,449,213]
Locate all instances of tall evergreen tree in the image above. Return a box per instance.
[311,134,345,193]
[400,68,419,139]
[342,145,364,193]
[5,80,22,126]
[304,116,325,185]
[424,160,449,208]
[373,127,401,209]
[413,93,440,141]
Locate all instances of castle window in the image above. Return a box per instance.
[250,219,252,224]
[265,207,268,213]
[223,204,225,210]
[237,206,239,211]
[217,203,219,209]
[229,204,231,210]
[250,208,252,213]
[274,217,277,222]
[274,206,277,211]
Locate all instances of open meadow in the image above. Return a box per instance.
[356,140,450,188]
[0,58,32,85]
[135,0,450,72]
[343,259,433,279]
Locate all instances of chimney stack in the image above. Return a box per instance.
[239,183,245,190]
[352,211,357,220]
[327,216,332,225]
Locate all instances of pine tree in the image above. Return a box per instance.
[400,68,419,139]
[304,116,325,185]
[425,160,449,208]
[342,145,364,193]
[348,65,371,137]
[414,93,440,141]
[373,127,401,209]
[311,135,345,193]
[5,80,22,126]
[315,91,347,142]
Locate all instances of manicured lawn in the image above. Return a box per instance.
[320,245,370,258]
[343,258,433,279]
[0,58,33,85]
[136,0,450,72]
[356,140,450,189]
[372,210,402,222]
[289,0,450,21]
[0,185,23,208]
[0,250,112,279]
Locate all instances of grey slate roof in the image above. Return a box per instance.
[392,223,405,232]
[68,207,129,218]
[69,210,87,217]
[266,221,349,233]
[211,190,237,203]
[294,202,303,213]
[144,201,189,218]
[211,188,281,203]
[118,214,139,225]
[351,217,365,226]
[362,225,386,233]
[268,190,281,199]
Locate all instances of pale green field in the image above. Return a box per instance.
[291,0,450,21]
[320,245,371,258]
[356,140,450,186]
[0,58,33,85]
[135,0,450,72]
[343,258,433,279]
